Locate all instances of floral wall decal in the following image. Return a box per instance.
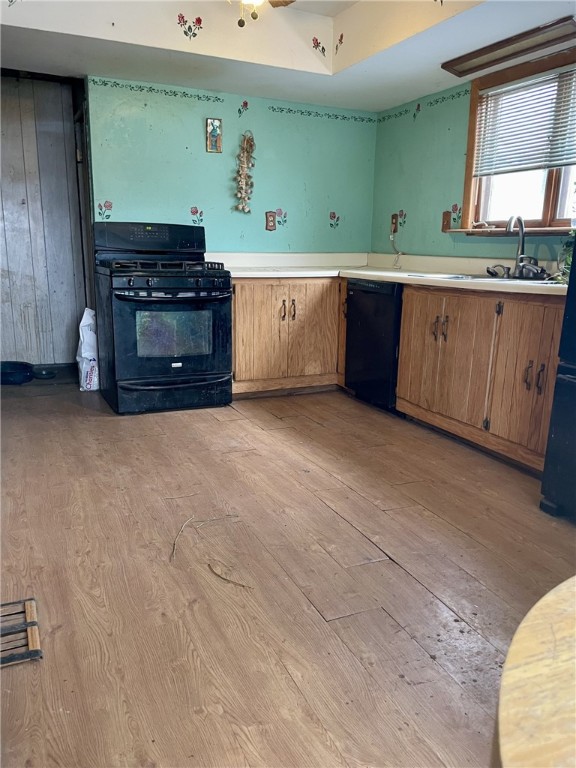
[178,13,203,40]
[335,33,344,55]
[329,211,340,228]
[312,37,326,57]
[190,205,204,224]
[97,200,113,220]
[413,103,421,121]
[451,203,462,227]
[398,209,407,227]
[238,100,249,117]
[275,208,288,226]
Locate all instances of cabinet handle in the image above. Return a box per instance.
[281,299,287,320]
[536,363,546,395]
[441,315,449,342]
[523,360,534,391]
[291,298,296,320]
[432,315,440,341]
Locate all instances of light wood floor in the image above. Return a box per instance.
[2,385,575,768]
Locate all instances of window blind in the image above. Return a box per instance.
[474,67,576,177]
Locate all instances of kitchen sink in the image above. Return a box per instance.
[406,273,474,279]
[406,273,555,284]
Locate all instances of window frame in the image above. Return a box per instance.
[462,49,576,232]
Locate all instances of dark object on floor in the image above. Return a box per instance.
[1,598,43,667]
[1,361,35,386]
[32,365,57,380]
[2,363,64,386]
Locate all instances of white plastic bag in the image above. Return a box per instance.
[76,308,100,391]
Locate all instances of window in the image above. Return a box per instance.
[463,51,576,229]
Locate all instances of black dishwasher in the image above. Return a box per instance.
[344,279,403,411]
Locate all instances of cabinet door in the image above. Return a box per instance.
[488,301,545,447]
[397,287,444,410]
[233,281,288,381]
[527,305,564,455]
[233,281,255,382]
[434,294,496,427]
[288,279,339,376]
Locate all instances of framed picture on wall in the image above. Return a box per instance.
[206,118,223,153]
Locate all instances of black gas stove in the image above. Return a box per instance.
[93,222,232,415]
[95,257,232,292]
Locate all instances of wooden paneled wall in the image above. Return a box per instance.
[1,77,86,365]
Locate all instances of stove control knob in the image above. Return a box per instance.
[147,278,154,287]
[127,277,135,287]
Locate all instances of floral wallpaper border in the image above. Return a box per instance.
[425,88,470,108]
[378,88,470,123]
[88,79,467,127]
[268,106,376,124]
[88,79,377,120]
[378,109,410,124]
[88,78,224,103]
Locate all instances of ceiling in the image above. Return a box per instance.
[2,1,576,112]
[288,1,358,16]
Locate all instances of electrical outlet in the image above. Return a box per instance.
[391,213,398,234]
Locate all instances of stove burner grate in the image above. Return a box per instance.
[105,259,225,274]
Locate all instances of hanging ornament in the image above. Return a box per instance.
[232,0,263,27]
[234,131,256,214]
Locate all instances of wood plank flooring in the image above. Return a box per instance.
[2,385,575,768]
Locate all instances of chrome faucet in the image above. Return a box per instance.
[506,215,525,259]
[491,215,548,279]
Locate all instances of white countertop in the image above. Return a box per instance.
[231,266,567,295]
[339,268,568,295]
[231,266,344,278]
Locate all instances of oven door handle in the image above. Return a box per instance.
[113,291,231,302]
[118,375,231,391]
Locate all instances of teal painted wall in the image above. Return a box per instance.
[371,84,566,264]
[87,77,377,253]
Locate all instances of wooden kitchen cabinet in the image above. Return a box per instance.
[232,278,341,394]
[397,287,496,427]
[488,298,564,456]
[435,293,497,428]
[396,286,565,471]
[396,288,445,412]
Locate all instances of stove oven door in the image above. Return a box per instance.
[111,289,232,381]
